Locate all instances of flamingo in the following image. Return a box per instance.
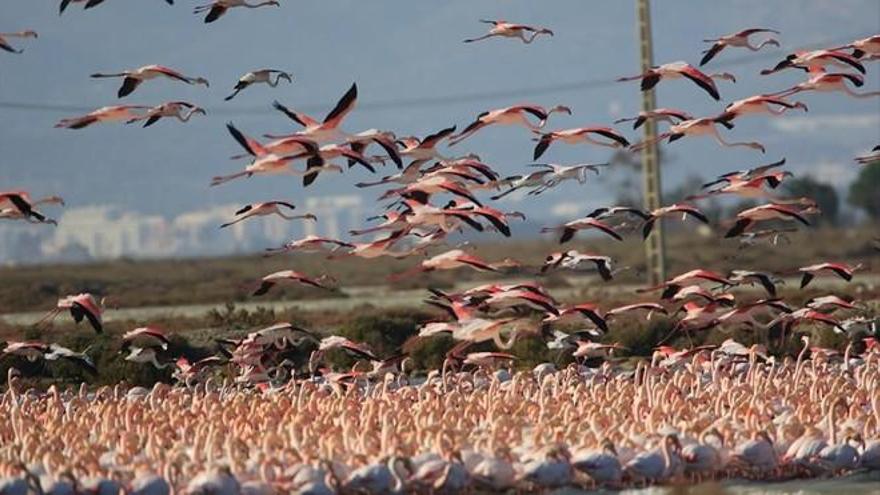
[122,326,171,350]
[640,269,735,299]
[571,440,622,487]
[624,435,684,484]
[37,293,107,333]
[700,28,781,65]
[640,203,709,238]
[268,83,358,143]
[541,216,623,243]
[733,431,778,473]
[541,250,614,280]
[614,108,693,129]
[769,71,880,99]
[798,262,861,288]
[532,126,630,159]
[395,126,458,166]
[265,235,354,255]
[125,101,206,127]
[728,270,780,296]
[724,202,812,238]
[761,49,866,75]
[61,0,172,15]
[224,69,292,100]
[345,129,403,168]
[854,145,879,165]
[219,201,315,228]
[523,162,608,194]
[0,30,37,53]
[194,0,280,23]
[834,34,880,59]
[463,20,553,44]
[617,61,736,100]
[389,249,511,281]
[55,105,150,129]
[700,158,788,189]
[715,94,808,124]
[90,65,209,98]
[0,191,63,224]
[210,123,327,186]
[252,270,335,296]
[449,104,571,145]
[630,117,766,153]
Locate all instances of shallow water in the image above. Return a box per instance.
[550,471,880,494]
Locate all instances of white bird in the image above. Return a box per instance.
[225,69,292,100]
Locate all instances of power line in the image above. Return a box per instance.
[0,32,869,116]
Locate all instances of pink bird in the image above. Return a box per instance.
[725,202,812,238]
[613,108,693,129]
[630,117,766,153]
[0,30,37,54]
[769,71,880,99]
[450,104,571,145]
[37,293,108,333]
[532,126,630,160]
[252,270,336,296]
[90,65,209,98]
[798,262,861,288]
[219,201,316,228]
[55,105,150,129]
[464,20,553,44]
[617,61,736,100]
[541,217,623,244]
[700,28,781,66]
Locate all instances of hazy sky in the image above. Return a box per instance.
[2,0,878,219]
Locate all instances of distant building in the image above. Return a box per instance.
[0,194,367,264]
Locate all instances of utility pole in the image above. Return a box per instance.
[636,0,666,285]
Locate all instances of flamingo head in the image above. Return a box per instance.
[191,77,210,88]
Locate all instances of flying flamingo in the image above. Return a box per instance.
[463,20,553,44]
[641,203,709,238]
[0,30,37,53]
[90,65,209,98]
[617,61,736,100]
[251,270,336,296]
[769,71,880,99]
[699,158,788,189]
[761,49,865,75]
[724,202,812,238]
[639,269,735,299]
[700,28,781,66]
[61,0,172,15]
[532,126,630,159]
[37,293,109,333]
[833,34,880,59]
[194,0,280,23]
[55,105,150,129]
[541,250,614,280]
[854,145,879,165]
[630,117,766,153]
[125,101,206,127]
[219,201,316,228]
[268,83,358,143]
[449,104,571,145]
[541,216,623,243]
[395,125,458,166]
[0,191,64,224]
[715,94,808,124]
[798,262,861,288]
[614,108,693,129]
[225,69,292,101]
[389,249,515,281]
[210,123,327,186]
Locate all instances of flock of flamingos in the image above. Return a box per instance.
[2,2,880,494]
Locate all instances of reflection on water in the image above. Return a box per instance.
[549,471,880,494]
